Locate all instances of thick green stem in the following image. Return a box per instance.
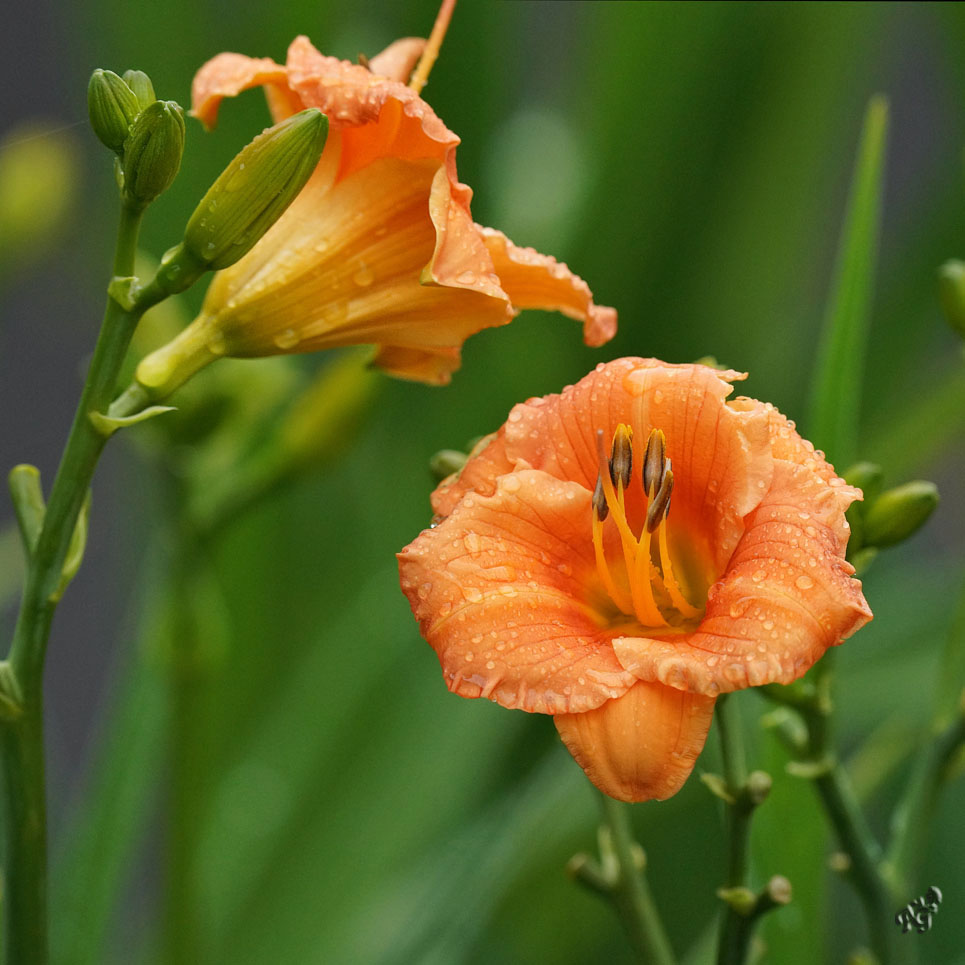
[2,202,145,964]
[1,703,47,964]
[597,793,676,965]
[715,695,755,965]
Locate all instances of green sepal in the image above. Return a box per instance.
[8,464,45,555]
[107,275,138,311]
[89,405,175,438]
[121,70,156,111]
[700,772,736,804]
[716,885,757,916]
[785,757,833,779]
[0,661,24,722]
[50,491,91,602]
[87,69,140,153]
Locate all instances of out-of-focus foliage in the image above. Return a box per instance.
[2,2,965,963]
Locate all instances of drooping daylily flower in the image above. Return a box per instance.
[133,14,616,399]
[398,359,872,802]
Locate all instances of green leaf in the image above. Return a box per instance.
[7,464,45,555]
[807,95,889,465]
[88,404,175,437]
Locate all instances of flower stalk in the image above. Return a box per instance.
[590,792,677,965]
[2,199,149,963]
[711,694,779,965]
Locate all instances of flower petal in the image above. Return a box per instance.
[428,359,772,576]
[554,681,716,802]
[398,470,637,714]
[191,52,297,130]
[367,38,427,84]
[284,36,457,180]
[479,226,617,347]
[612,457,872,695]
[195,152,514,381]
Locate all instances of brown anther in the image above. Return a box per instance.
[592,474,609,521]
[646,466,674,532]
[609,424,633,489]
[643,429,666,497]
[357,53,371,70]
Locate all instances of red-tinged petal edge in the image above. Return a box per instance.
[555,681,717,802]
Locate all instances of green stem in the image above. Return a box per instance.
[715,695,755,965]
[2,202,145,964]
[597,792,676,965]
[765,657,906,964]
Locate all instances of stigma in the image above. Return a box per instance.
[592,424,701,629]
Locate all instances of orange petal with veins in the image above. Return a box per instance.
[398,470,636,714]
[191,53,296,130]
[555,681,716,803]
[612,455,872,695]
[478,227,618,347]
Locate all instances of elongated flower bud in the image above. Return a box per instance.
[939,260,965,338]
[863,480,939,548]
[122,69,157,110]
[88,69,141,153]
[183,108,328,271]
[122,100,185,208]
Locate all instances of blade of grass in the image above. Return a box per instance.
[807,95,889,464]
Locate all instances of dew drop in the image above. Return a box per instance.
[208,333,227,356]
[795,575,814,590]
[273,328,300,350]
[751,569,766,583]
[501,476,521,493]
[464,587,483,603]
[464,533,481,553]
[353,263,375,287]
[456,269,477,284]
[486,660,496,670]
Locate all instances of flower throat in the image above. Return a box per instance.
[592,424,702,630]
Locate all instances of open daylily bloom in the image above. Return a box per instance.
[133,33,616,397]
[398,358,872,802]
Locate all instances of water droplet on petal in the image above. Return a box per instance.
[273,328,300,350]
[795,575,814,590]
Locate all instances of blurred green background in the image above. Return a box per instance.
[2,1,964,962]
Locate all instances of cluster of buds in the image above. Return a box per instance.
[87,66,328,306]
[844,461,939,572]
[88,69,184,209]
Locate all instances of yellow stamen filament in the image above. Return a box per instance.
[590,426,702,629]
[657,518,701,618]
[409,0,458,95]
[592,512,634,614]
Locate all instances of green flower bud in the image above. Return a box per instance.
[939,260,965,338]
[430,449,468,481]
[87,69,141,153]
[863,480,939,549]
[122,100,185,208]
[182,108,328,271]
[122,69,157,110]
[843,461,883,502]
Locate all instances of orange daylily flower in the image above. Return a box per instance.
[398,358,872,802]
[133,31,615,397]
